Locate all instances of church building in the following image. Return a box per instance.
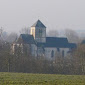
[12,20,76,60]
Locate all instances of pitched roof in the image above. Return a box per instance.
[31,20,46,28]
[19,34,36,44]
[46,37,68,44]
[45,37,68,48]
[17,34,76,48]
[37,37,76,48]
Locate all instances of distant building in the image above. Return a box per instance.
[12,20,76,60]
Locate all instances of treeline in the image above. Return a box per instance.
[0,28,85,74]
[0,42,85,75]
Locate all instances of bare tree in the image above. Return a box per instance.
[73,44,85,74]
[19,27,30,34]
[0,27,4,41]
[65,29,80,43]
[0,27,6,48]
[0,27,3,37]
[6,32,18,43]
[47,30,59,37]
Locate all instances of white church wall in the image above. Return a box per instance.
[59,48,70,57]
[44,47,70,60]
[44,47,57,60]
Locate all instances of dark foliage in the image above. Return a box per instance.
[0,42,85,75]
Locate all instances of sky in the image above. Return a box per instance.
[0,0,85,33]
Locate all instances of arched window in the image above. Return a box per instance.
[62,50,64,57]
[57,48,60,52]
[39,29,42,37]
[51,50,54,58]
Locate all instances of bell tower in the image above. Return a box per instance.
[30,20,46,43]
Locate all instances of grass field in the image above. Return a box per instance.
[0,72,85,85]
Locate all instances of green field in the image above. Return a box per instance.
[0,72,85,85]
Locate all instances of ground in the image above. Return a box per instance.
[0,72,85,85]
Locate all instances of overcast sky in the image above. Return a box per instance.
[0,0,85,33]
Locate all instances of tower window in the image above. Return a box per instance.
[39,29,42,33]
[39,29,42,37]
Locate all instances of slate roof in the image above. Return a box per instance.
[18,34,76,49]
[46,37,68,44]
[37,37,76,48]
[19,34,36,44]
[31,20,46,28]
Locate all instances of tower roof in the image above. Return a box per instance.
[31,20,46,28]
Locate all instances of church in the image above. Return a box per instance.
[12,20,76,60]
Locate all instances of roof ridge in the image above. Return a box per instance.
[31,20,46,28]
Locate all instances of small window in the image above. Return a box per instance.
[62,50,64,57]
[51,50,54,58]
[57,48,60,52]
